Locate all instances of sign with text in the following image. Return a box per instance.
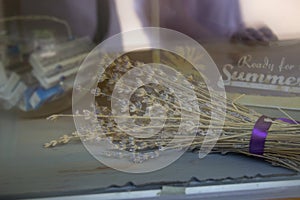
[220,43,300,97]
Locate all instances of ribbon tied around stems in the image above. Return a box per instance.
[249,116,299,155]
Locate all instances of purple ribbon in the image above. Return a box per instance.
[249,116,299,155]
[249,116,272,155]
[277,118,300,125]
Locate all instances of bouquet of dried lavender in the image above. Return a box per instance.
[45,52,300,172]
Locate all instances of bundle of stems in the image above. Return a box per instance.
[45,54,300,172]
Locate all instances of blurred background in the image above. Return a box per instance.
[1,0,300,114]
